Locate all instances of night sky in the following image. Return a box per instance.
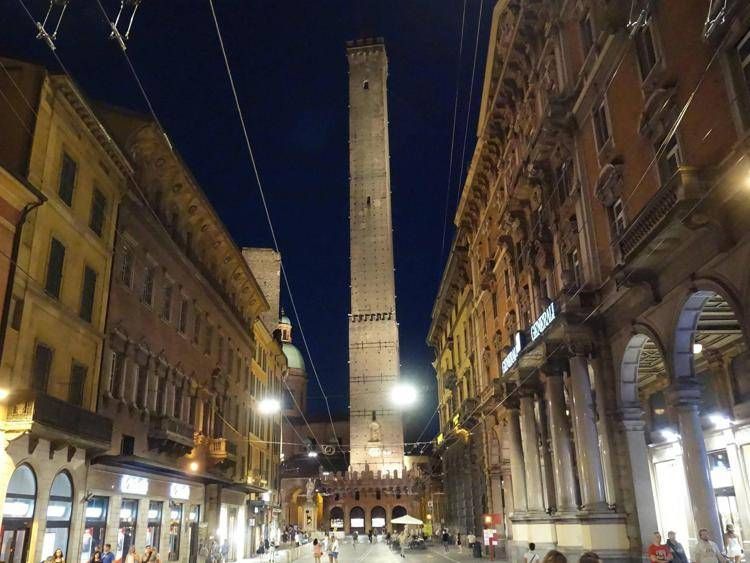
[1,0,492,445]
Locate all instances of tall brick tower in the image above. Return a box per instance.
[346,38,404,474]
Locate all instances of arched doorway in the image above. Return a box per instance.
[672,290,748,543]
[329,507,344,532]
[44,472,73,559]
[1,464,37,563]
[371,506,386,534]
[391,506,407,532]
[349,506,365,535]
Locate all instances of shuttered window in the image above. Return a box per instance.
[89,188,107,236]
[59,154,76,206]
[32,343,53,392]
[45,238,66,299]
[79,266,97,323]
[69,362,87,406]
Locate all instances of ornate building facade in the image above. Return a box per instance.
[431,1,750,561]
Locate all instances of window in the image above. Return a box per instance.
[81,496,108,560]
[68,362,87,406]
[555,160,573,204]
[45,238,66,299]
[32,343,53,392]
[109,351,125,398]
[58,153,76,206]
[89,188,107,236]
[10,297,23,330]
[178,299,189,334]
[737,28,750,95]
[147,501,163,552]
[608,198,627,237]
[161,285,173,321]
[657,134,682,183]
[491,291,498,318]
[120,245,134,287]
[569,249,582,286]
[79,266,97,323]
[193,312,202,345]
[592,99,611,151]
[141,266,155,306]
[635,24,658,80]
[45,471,73,560]
[136,364,148,408]
[363,80,369,90]
[204,324,213,355]
[218,336,224,365]
[120,435,135,456]
[504,269,511,298]
[580,11,595,57]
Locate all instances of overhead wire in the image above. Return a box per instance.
[10,0,334,467]
[206,0,344,456]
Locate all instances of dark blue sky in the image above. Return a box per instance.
[1,0,491,444]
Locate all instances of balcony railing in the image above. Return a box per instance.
[209,437,238,469]
[147,415,195,456]
[4,390,112,450]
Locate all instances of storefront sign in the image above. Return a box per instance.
[501,332,524,374]
[120,475,149,495]
[170,483,190,500]
[530,302,556,342]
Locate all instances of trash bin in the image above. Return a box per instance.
[473,541,483,558]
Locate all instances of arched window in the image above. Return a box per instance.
[349,506,365,533]
[329,507,344,531]
[0,464,37,563]
[44,472,73,559]
[391,506,407,532]
[371,506,386,532]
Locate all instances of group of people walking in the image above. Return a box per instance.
[440,529,477,553]
[648,526,743,563]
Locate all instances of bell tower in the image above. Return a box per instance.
[346,37,404,473]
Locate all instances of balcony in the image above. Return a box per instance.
[615,167,705,272]
[147,415,195,456]
[3,390,112,451]
[209,437,237,470]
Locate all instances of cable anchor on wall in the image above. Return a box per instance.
[35,0,69,51]
[109,0,143,51]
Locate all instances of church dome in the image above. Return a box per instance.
[280,314,292,325]
[283,342,306,371]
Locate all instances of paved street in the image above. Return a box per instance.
[242,541,482,562]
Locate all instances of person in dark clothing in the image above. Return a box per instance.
[441,530,450,552]
[666,531,688,563]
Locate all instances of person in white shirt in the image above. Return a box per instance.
[524,542,540,563]
[694,528,725,563]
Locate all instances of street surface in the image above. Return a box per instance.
[242,541,482,562]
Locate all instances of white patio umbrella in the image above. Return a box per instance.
[391,514,424,525]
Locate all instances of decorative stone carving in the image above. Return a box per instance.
[594,161,625,207]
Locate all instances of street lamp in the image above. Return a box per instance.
[258,397,281,415]
[391,382,418,408]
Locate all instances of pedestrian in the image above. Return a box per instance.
[725,524,743,563]
[647,532,672,562]
[442,529,450,552]
[312,538,322,563]
[579,552,602,563]
[125,546,139,563]
[52,548,65,563]
[398,530,407,558]
[89,552,102,563]
[328,535,339,563]
[352,529,358,550]
[322,534,329,554]
[524,542,540,563]
[695,528,724,563]
[368,529,373,543]
[220,540,228,563]
[467,531,476,552]
[666,531,688,563]
[457,531,463,554]
[543,550,568,563]
[101,544,114,563]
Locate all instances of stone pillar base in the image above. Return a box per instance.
[553,512,630,561]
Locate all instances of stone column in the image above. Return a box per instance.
[506,407,528,513]
[668,381,723,543]
[590,355,617,505]
[519,390,545,513]
[545,371,578,512]
[568,354,608,511]
[501,467,514,539]
[618,405,659,550]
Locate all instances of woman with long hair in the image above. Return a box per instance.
[52,548,65,563]
[312,538,322,563]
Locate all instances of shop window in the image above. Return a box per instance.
[43,472,73,560]
[58,154,76,207]
[1,465,37,563]
[168,503,183,561]
[147,501,163,552]
[45,238,66,299]
[81,496,108,563]
[116,499,139,561]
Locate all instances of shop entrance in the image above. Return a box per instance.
[187,505,200,563]
[116,499,138,563]
[0,526,30,563]
[709,451,743,540]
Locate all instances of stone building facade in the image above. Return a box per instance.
[0,60,128,563]
[430,1,750,561]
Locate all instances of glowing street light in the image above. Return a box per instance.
[0,389,9,400]
[307,450,319,458]
[189,461,199,472]
[693,342,703,354]
[390,382,418,408]
[258,398,281,415]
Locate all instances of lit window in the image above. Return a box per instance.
[635,24,658,80]
[608,198,627,237]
